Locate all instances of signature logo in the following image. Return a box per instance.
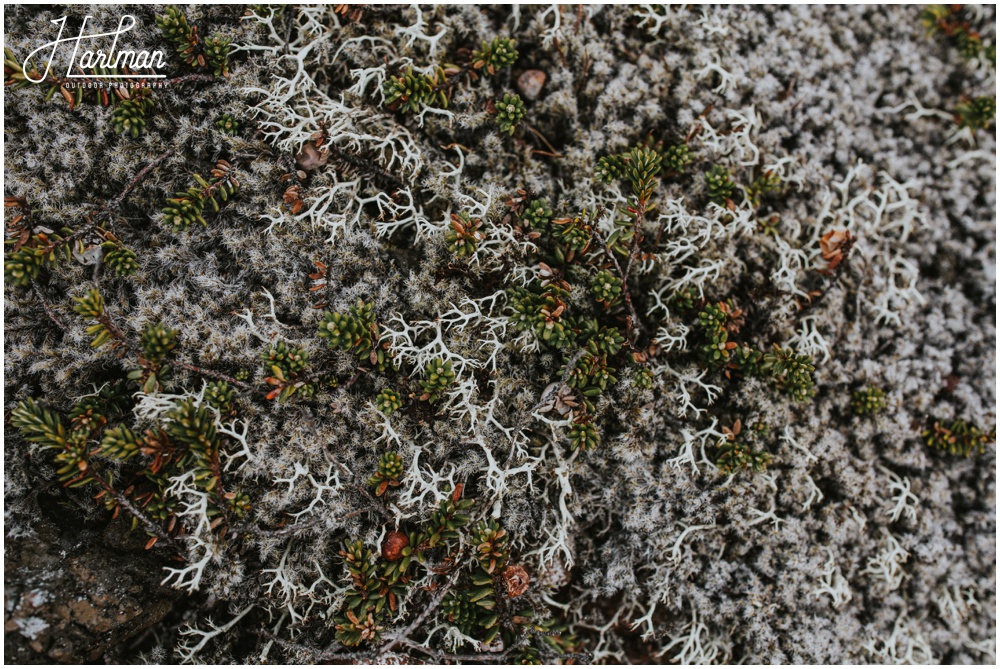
[23,15,166,83]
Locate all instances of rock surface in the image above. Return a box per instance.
[4,519,178,663]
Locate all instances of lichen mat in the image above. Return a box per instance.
[4,4,995,665]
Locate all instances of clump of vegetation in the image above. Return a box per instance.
[262,341,316,401]
[471,36,519,74]
[72,288,122,349]
[921,4,996,64]
[493,92,526,134]
[418,359,456,402]
[214,113,240,135]
[705,165,736,205]
[332,486,538,650]
[156,5,232,77]
[318,299,393,370]
[923,419,995,457]
[382,66,450,113]
[161,160,239,232]
[852,387,887,415]
[368,451,404,496]
[111,96,154,138]
[375,388,403,415]
[445,212,484,256]
[10,389,251,548]
[101,239,139,277]
[955,96,996,130]
[918,5,995,132]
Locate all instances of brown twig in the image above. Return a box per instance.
[530,149,563,159]
[177,362,261,395]
[261,631,370,662]
[589,213,643,345]
[397,636,512,663]
[97,312,130,346]
[340,367,368,392]
[30,279,68,331]
[524,123,562,157]
[237,506,380,538]
[164,73,217,86]
[51,149,174,251]
[97,477,183,553]
[377,553,468,658]
[354,483,396,522]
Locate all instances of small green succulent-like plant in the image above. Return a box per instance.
[161,160,239,232]
[111,97,154,138]
[661,143,693,174]
[71,287,104,319]
[705,165,736,205]
[140,323,178,364]
[552,212,593,252]
[580,320,625,356]
[697,301,738,368]
[522,198,553,229]
[441,587,496,644]
[590,270,623,308]
[156,5,200,66]
[4,247,44,287]
[923,419,995,457]
[262,340,309,376]
[716,439,771,474]
[494,92,526,135]
[419,359,456,402]
[318,300,392,370]
[762,345,816,402]
[161,197,206,232]
[595,140,665,205]
[382,66,449,113]
[507,281,576,349]
[375,388,403,416]
[851,387,887,416]
[203,34,231,77]
[568,417,600,451]
[472,519,509,574]
[747,170,781,207]
[318,300,376,354]
[471,36,518,74]
[956,96,995,130]
[445,212,484,257]
[72,288,122,349]
[127,322,178,393]
[99,425,141,460]
[156,6,231,77]
[702,328,737,368]
[334,540,388,646]
[262,341,316,401]
[368,451,404,496]
[214,113,240,135]
[634,367,655,390]
[101,241,139,277]
[730,343,765,378]
[697,301,729,333]
[670,285,701,313]
[564,344,618,403]
[204,380,235,414]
